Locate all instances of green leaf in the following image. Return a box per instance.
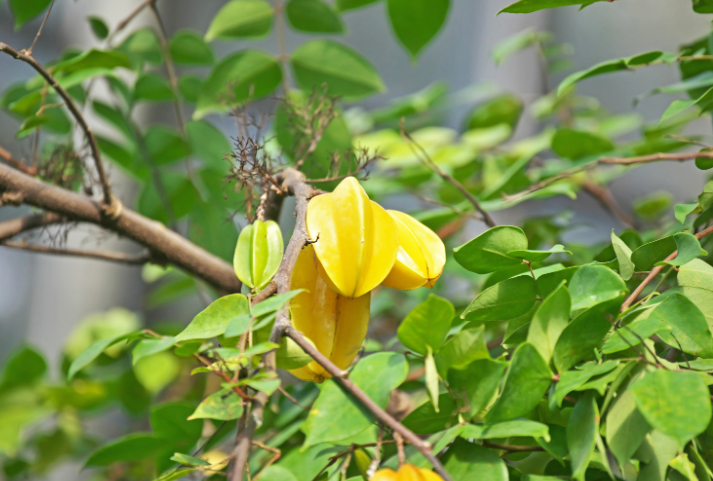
[169,30,215,66]
[137,172,198,223]
[553,361,619,407]
[151,402,203,446]
[85,433,163,467]
[188,389,244,421]
[442,439,508,481]
[630,370,712,445]
[491,30,553,65]
[462,275,537,322]
[551,128,615,161]
[462,419,550,442]
[0,345,46,391]
[290,40,384,100]
[678,258,713,291]
[257,466,300,481]
[651,292,713,358]
[675,203,701,224]
[465,94,523,132]
[670,453,699,481]
[568,264,627,311]
[508,244,571,262]
[224,314,251,339]
[132,337,176,365]
[485,342,552,423]
[553,296,623,372]
[88,16,109,40]
[633,191,673,221]
[398,294,454,355]
[499,0,607,15]
[425,348,440,412]
[632,235,677,271]
[386,0,450,58]
[602,317,672,354]
[186,120,230,168]
[134,73,175,102]
[176,294,249,341]
[68,334,132,380]
[401,394,457,434]
[537,266,579,298]
[434,324,489,377]
[276,336,314,370]
[453,226,529,274]
[171,453,209,467]
[611,230,635,281]
[303,353,408,446]
[660,86,713,124]
[117,27,163,66]
[448,359,507,419]
[53,49,131,75]
[145,126,190,165]
[527,281,570,364]
[194,50,282,119]
[567,391,598,481]
[205,0,274,41]
[179,75,202,103]
[638,430,680,481]
[154,469,197,481]
[606,387,651,467]
[9,0,53,28]
[286,0,345,33]
[657,232,707,267]
[335,0,378,11]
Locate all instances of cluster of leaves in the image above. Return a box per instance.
[6,0,713,480]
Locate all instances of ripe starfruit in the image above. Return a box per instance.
[288,244,370,383]
[371,464,444,481]
[381,210,446,290]
[233,219,283,291]
[306,177,399,299]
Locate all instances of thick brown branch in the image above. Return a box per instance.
[0,212,63,241]
[0,43,114,206]
[399,120,495,228]
[621,224,713,312]
[0,241,151,265]
[507,151,713,203]
[0,162,240,293]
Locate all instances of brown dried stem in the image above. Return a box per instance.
[399,119,496,228]
[0,241,152,265]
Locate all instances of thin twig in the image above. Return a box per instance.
[194,354,253,401]
[621,224,713,312]
[107,0,157,45]
[0,213,63,241]
[273,0,290,92]
[483,440,545,453]
[582,181,635,229]
[367,428,385,478]
[507,151,713,203]
[26,0,57,55]
[0,43,115,207]
[399,119,495,227]
[0,241,152,265]
[394,432,405,467]
[251,440,281,474]
[0,145,37,176]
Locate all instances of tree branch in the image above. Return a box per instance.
[229,168,453,481]
[0,241,152,265]
[507,151,713,203]
[0,42,115,207]
[399,120,495,228]
[0,212,64,241]
[0,145,37,176]
[621,224,713,312]
[0,161,240,293]
[107,0,157,45]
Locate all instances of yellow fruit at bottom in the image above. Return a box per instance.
[381,210,446,291]
[371,464,444,481]
[288,244,370,383]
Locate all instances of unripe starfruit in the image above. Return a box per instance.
[306,177,399,298]
[233,219,283,291]
[288,244,370,383]
[371,464,444,481]
[381,210,446,290]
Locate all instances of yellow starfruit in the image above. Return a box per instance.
[288,244,370,383]
[233,219,283,290]
[306,177,399,298]
[381,210,446,290]
[371,464,444,481]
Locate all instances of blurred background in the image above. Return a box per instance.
[0,0,709,408]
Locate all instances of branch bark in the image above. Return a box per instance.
[0,162,240,293]
[0,212,64,241]
[0,241,152,265]
[621,224,713,312]
[0,42,114,207]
